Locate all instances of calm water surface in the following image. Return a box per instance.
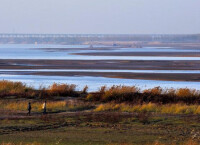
[0,44,200,60]
[0,44,200,90]
[0,74,199,91]
[1,69,200,74]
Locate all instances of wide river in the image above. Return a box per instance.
[0,44,200,60]
[0,44,200,91]
[0,74,199,92]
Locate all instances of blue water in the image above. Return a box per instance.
[1,69,200,74]
[0,74,199,92]
[0,44,200,91]
[0,44,199,60]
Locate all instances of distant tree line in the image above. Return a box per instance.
[0,34,199,44]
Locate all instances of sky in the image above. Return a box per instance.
[0,0,200,34]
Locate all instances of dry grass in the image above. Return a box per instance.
[87,85,200,104]
[87,85,139,102]
[1,80,200,105]
[175,88,198,97]
[95,103,200,114]
[48,83,77,96]
[0,80,78,98]
[143,86,163,95]
[0,99,93,112]
[0,100,67,112]
[0,80,32,96]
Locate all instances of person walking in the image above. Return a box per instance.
[42,101,47,114]
[27,102,31,116]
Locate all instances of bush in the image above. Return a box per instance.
[87,86,200,104]
[49,83,77,96]
[82,85,88,94]
[0,81,79,98]
[87,85,139,102]
[0,80,32,97]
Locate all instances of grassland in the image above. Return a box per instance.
[0,81,200,144]
[0,109,200,145]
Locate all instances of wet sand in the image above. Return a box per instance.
[0,43,200,82]
[0,59,200,82]
[27,72,200,82]
[72,52,200,57]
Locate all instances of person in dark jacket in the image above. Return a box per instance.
[27,102,31,116]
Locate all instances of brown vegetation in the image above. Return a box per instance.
[95,103,200,115]
[1,80,200,105]
[87,86,200,104]
[0,81,78,98]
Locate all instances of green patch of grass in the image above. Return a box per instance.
[0,113,199,145]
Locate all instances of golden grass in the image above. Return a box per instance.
[0,80,29,95]
[87,85,200,104]
[48,83,76,96]
[143,87,162,95]
[86,85,139,101]
[95,103,200,115]
[0,101,67,112]
[0,99,93,112]
[175,88,197,97]
[0,80,78,97]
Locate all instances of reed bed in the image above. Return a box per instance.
[0,80,200,104]
[87,86,200,104]
[95,103,200,114]
[0,80,78,98]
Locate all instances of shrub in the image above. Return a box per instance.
[49,83,77,96]
[82,85,88,94]
[143,87,162,95]
[176,88,196,97]
[87,86,200,104]
[87,85,139,102]
[0,80,30,96]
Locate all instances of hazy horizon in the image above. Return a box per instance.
[0,0,200,34]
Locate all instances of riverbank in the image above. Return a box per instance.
[0,97,199,145]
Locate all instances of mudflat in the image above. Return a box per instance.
[0,42,200,82]
[1,59,200,70]
[0,59,200,82]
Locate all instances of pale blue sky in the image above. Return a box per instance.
[0,0,199,34]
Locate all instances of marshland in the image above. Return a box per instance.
[1,0,200,144]
[0,80,200,145]
[0,32,200,145]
